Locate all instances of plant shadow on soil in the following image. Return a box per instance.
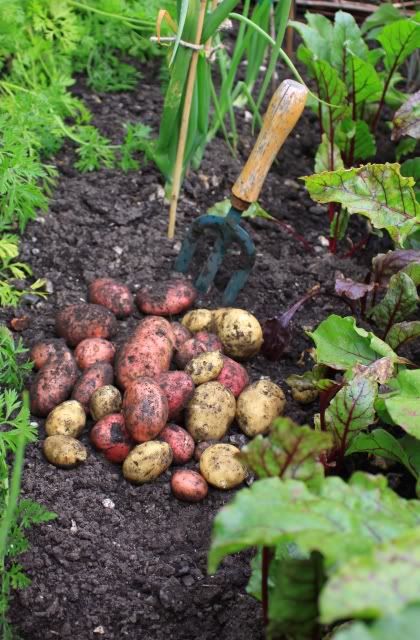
[2,60,415,640]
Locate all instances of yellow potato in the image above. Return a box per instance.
[43,435,87,468]
[217,308,263,359]
[45,400,86,438]
[236,380,286,437]
[181,309,214,333]
[211,308,233,333]
[200,444,247,489]
[122,441,173,484]
[291,388,319,404]
[186,381,236,441]
[185,350,224,385]
[90,385,122,421]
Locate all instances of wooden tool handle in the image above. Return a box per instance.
[232,79,308,207]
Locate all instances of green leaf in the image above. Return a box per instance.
[362,3,403,38]
[372,249,420,285]
[386,321,420,350]
[331,605,420,640]
[346,55,382,105]
[369,272,419,330]
[392,90,420,141]
[396,139,418,162]
[381,370,420,437]
[320,528,420,622]
[325,377,377,450]
[302,163,420,246]
[377,18,420,72]
[308,315,399,370]
[331,12,368,73]
[402,261,420,285]
[315,134,343,173]
[353,121,376,160]
[208,472,420,573]
[289,14,333,62]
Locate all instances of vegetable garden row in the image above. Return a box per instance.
[0,1,419,639]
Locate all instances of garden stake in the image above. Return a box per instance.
[174,79,308,304]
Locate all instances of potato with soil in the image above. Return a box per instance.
[236,380,286,437]
[88,277,133,318]
[171,470,208,502]
[90,413,133,463]
[217,308,263,359]
[157,371,195,419]
[43,435,87,468]
[75,338,115,370]
[170,322,192,349]
[136,278,197,316]
[186,381,236,442]
[122,441,173,484]
[181,309,213,333]
[45,400,86,438]
[193,440,217,461]
[174,333,223,369]
[185,351,224,385]
[90,385,122,421]
[30,339,68,370]
[200,444,247,489]
[56,303,117,347]
[123,378,168,442]
[217,357,249,397]
[159,424,195,464]
[30,351,79,417]
[72,362,114,413]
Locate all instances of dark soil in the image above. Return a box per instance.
[2,58,412,640]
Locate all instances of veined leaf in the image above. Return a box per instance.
[377,18,420,72]
[369,271,418,331]
[362,3,403,38]
[346,55,382,105]
[392,90,420,141]
[302,163,420,245]
[350,357,394,385]
[335,275,375,301]
[402,261,420,285]
[396,139,418,162]
[381,370,420,438]
[331,11,368,73]
[386,320,420,350]
[331,605,420,640]
[289,14,332,62]
[315,134,343,173]
[353,120,376,160]
[372,249,420,285]
[320,528,420,622]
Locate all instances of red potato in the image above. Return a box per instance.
[88,277,134,318]
[170,322,192,349]
[30,351,78,417]
[132,316,176,347]
[75,338,116,370]
[56,303,117,347]
[72,362,114,413]
[136,278,197,316]
[123,378,168,442]
[217,357,249,398]
[157,371,195,419]
[170,470,208,502]
[30,339,69,370]
[175,332,223,369]
[159,424,195,464]
[90,413,133,463]
[195,332,223,352]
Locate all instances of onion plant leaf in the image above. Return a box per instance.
[369,271,419,331]
[392,90,420,141]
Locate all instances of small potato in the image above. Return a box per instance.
[122,441,173,484]
[43,435,87,468]
[217,309,263,359]
[291,388,319,404]
[186,381,236,442]
[185,351,224,385]
[30,339,68,370]
[30,351,79,417]
[75,338,115,370]
[72,362,114,413]
[123,378,168,442]
[45,400,86,438]
[236,380,286,437]
[56,303,117,347]
[136,279,197,316]
[195,332,223,352]
[157,371,195,419]
[90,385,122,421]
[88,277,133,318]
[159,424,195,464]
[181,309,213,333]
[90,413,133,463]
[193,440,217,462]
[171,470,208,502]
[170,322,192,349]
[199,444,247,489]
[217,357,249,398]
[175,333,223,369]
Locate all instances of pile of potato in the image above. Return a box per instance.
[30,277,286,502]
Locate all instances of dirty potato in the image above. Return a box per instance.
[30,350,79,417]
[136,279,197,316]
[122,441,173,484]
[181,309,213,333]
[45,400,86,438]
[88,277,134,318]
[170,322,192,349]
[71,362,114,413]
[199,444,247,489]
[170,470,208,502]
[217,357,249,397]
[90,413,133,463]
[55,303,117,347]
[159,424,195,464]
[217,308,263,359]
[74,338,116,370]
[157,371,195,419]
[185,351,224,385]
[123,378,168,442]
[186,381,236,442]
[90,385,122,421]
[43,435,87,468]
[236,380,286,437]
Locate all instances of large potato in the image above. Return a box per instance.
[157,371,195,419]
[181,309,213,333]
[199,444,247,489]
[30,351,78,417]
[217,357,249,397]
[43,435,87,468]
[236,380,286,437]
[217,308,263,359]
[123,378,168,442]
[122,441,173,484]
[45,400,86,438]
[171,470,208,502]
[186,381,236,442]
[90,413,133,463]
[88,277,133,318]
[74,338,115,370]
[185,351,224,385]
[136,278,197,316]
[90,385,122,421]
[159,424,195,464]
[56,303,117,347]
[211,308,233,333]
[30,339,68,370]
[72,362,114,413]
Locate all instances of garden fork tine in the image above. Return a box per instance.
[174,79,308,304]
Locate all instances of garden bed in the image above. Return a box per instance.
[2,59,405,640]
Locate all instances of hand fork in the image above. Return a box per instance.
[174,79,308,305]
